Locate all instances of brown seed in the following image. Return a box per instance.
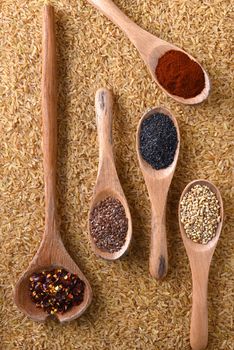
[90,197,128,253]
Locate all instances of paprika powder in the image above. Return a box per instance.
[156,50,205,99]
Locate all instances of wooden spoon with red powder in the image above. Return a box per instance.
[87,0,210,105]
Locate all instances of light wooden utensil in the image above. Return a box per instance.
[88,88,132,260]
[136,107,180,279]
[178,179,223,350]
[14,5,92,323]
[87,0,210,104]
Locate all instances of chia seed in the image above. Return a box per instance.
[89,197,128,253]
[139,112,178,170]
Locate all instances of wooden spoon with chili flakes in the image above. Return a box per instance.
[87,0,210,105]
[14,5,92,323]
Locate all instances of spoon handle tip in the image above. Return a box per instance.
[95,88,114,168]
[149,216,168,280]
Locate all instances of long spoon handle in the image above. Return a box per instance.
[87,0,138,33]
[190,261,209,350]
[87,0,152,53]
[95,88,114,171]
[42,5,58,238]
[149,202,168,279]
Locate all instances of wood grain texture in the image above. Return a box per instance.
[88,88,132,260]
[13,5,92,323]
[136,107,180,279]
[179,179,224,350]
[87,0,210,105]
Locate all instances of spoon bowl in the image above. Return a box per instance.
[178,179,223,350]
[147,44,210,105]
[89,188,132,260]
[137,107,180,279]
[179,179,223,250]
[137,107,180,179]
[14,243,92,323]
[14,5,92,322]
[87,0,210,104]
[88,88,132,260]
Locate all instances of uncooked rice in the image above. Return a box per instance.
[0,0,233,349]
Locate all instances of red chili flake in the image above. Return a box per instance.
[29,268,85,315]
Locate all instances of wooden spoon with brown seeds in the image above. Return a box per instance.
[87,0,210,104]
[88,88,132,260]
[14,5,92,323]
[179,179,223,350]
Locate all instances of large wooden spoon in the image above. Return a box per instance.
[88,88,132,260]
[87,0,210,104]
[178,179,223,350]
[14,5,92,323]
[136,107,180,279]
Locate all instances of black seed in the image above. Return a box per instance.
[139,113,178,170]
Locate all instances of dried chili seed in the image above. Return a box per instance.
[29,268,85,315]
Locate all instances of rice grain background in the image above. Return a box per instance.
[0,0,233,349]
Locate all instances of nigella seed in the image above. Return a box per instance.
[140,113,178,170]
[29,268,85,315]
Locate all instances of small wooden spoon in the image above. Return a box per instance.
[14,5,92,323]
[178,179,223,350]
[87,0,210,104]
[136,107,180,279]
[88,88,132,260]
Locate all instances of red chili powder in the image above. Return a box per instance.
[156,50,205,99]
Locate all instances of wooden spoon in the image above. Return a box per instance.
[14,5,92,323]
[136,107,180,279]
[178,179,223,350]
[88,88,132,260]
[87,0,210,105]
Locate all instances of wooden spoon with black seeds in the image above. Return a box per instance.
[88,88,132,260]
[136,107,180,279]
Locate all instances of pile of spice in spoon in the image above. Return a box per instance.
[180,184,221,244]
[156,50,205,99]
[89,197,128,253]
[139,112,178,170]
[29,268,85,314]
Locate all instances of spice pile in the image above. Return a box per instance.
[180,185,221,244]
[139,112,178,170]
[156,50,205,99]
[90,197,128,253]
[29,268,85,314]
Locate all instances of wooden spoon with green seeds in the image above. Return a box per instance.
[178,179,223,350]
